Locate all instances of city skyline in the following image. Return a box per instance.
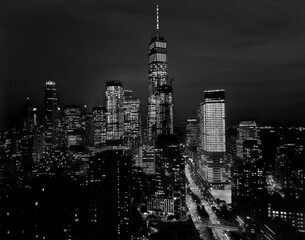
[1,3,305,240]
[2,0,305,129]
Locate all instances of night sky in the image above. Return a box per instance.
[2,0,305,129]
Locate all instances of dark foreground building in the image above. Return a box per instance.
[148,220,200,240]
[0,150,132,240]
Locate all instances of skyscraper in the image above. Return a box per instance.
[106,80,124,146]
[147,5,173,142]
[236,121,258,159]
[92,106,106,147]
[45,81,60,148]
[185,118,198,160]
[186,118,198,149]
[198,90,229,186]
[63,105,82,147]
[123,90,141,148]
[134,145,155,175]
[200,90,226,153]
[156,85,173,136]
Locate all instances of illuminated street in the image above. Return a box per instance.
[186,161,231,240]
[186,194,214,240]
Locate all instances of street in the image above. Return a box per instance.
[186,160,232,240]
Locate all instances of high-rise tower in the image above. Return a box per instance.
[200,90,226,153]
[63,105,82,147]
[45,81,60,148]
[123,90,141,148]
[147,5,173,142]
[92,106,107,147]
[198,90,230,186]
[106,80,124,146]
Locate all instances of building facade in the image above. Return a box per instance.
[44,81,60,148]
[198,90,229,185]
[236,121,258,159]
[92,106,106,147]
[123,90,141,148]
[105,80,124,146]
[63,105,82,147]
[147,6,173,142]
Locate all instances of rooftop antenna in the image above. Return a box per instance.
[156,4,159,37]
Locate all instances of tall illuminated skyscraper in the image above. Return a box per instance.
[106,80,124,146]
[200,90,226,152]
[123,90,141,148]
[198,90,229,186]
[92,106,106,147]
[156,85,173,136]
[44,81,60,148]
[186,118,198,150]
[63,105,82,147]
[147,5,173,142]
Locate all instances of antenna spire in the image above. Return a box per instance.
[156,4,159,36]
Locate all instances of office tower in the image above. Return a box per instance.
[105,80,124,146]
[198,90,229,186]
[185,118,198,160]
[134,145,155,175]
[236,121,258,158]
[92,106,106,147]
[156,85,173,136]
[45,81,60,148]
[63,105,82,147]
[123,90,141,148]
[199,90,226,152]
[185,119,198,149]
[147,5,173,142]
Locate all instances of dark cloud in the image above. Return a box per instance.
[1,0,305,128]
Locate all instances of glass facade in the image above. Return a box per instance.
[203,102,226,152]
[123,90,141,148]
[63,106,82,146]
[106,80,124,145]
[147,36,173,141]
[92,106,106,147]
[156,85,173,136]
[201,90,226,153]
[186,118,198,149]
[198,90,228,184]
